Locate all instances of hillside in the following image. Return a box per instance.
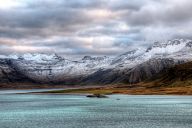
[144,61,192,87]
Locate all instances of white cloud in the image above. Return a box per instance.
[0,0,25,9]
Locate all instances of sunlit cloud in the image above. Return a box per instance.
[0,0,24,9]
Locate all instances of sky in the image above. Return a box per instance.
[0,0,192,58]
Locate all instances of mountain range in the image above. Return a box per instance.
[1,39,192,88]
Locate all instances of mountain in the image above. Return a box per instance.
[1,39,192,87]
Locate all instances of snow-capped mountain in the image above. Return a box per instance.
[1,39,192,84]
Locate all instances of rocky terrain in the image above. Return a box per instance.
[1,39,192,88]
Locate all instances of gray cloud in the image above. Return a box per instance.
[0,0,192,57]
[126,0,192,26]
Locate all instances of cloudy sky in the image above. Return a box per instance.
[0,0,192,58]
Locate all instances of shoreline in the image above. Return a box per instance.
[30,92,192,96]
[30,85,192,95]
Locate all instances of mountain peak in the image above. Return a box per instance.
[82,56,92,60]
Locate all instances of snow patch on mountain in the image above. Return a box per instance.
[112,48,145,64]
[18,53,64,63]
[146,39,191,55]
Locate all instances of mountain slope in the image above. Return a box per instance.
[145,61,192,87]
[0,59,33,84]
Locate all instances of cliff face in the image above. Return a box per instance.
[0,39,192,86]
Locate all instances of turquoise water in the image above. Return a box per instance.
[0,90,192,128]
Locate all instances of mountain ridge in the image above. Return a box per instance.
[1,39,192,87]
